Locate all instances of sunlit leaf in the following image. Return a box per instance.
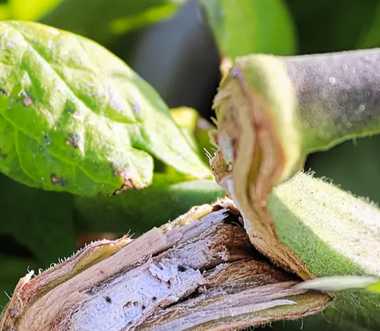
[0,21,209,196]
[0,4,10,20]
[367,280,380,293]
[171,107,215,163]
[10,0,61,20]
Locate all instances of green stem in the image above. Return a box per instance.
[213,49,380,191]
[212,48,380,298]
[212,50,380,329]
[284,49,380,152]
[268,173,380,329]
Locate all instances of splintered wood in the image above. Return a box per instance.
[0,200,330,331]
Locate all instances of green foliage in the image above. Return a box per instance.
[286,0,379,53]
[283,0,380,210]
[0,0,60,20]
[41,0,183,44]
[0,1,379,330]
[75,107,222,234]
[0,21,209,196]
[0,0,182,46]
[0,174,75,263]
[0,172,75,307]
[171,107,215,163]
[355,1,380,48]
[367,280,380,293]
[76,176,224,234]
[308,137,380,204]
[0,255,37,308]
[200,0,296,58]
[9,0,60,20]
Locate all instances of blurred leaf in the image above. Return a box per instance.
[0,0,61,20]
[0,174,75,264]
[75,175,225,234]
[171,107,199,150]
[171,106,198,130]
[307,136,380,205]
[200,0,296,59]
[266,314,375,331]
[286,0,379,53]
[367,280,380,293]
[0,21,209,196]
[10,0,61,20]
[0,4,10,20]
[171,107,215,163]
[110,0,221,119]
[0,255,37,308]
[358,1,380,48]
[195,117,215,162]
[41,0,184,44]
[109,3,178,37]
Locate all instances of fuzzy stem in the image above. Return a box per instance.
[211,50,380,329]
[214,49,380,191]
[211,49,380,279]
[268,173,380,328]
[284,49,380,152]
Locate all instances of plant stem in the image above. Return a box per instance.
[214,49,380,191]
[212,49,380,279]
[0,200,328,331]
[269,173,380,329]
[284,49,380,152]
[211,50,380,329]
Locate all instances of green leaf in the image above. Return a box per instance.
[10,0,61,20]
[41,0,183,44]
[0,4,11,20]
[355,1,380,49]
[0,173,75,264]
[0,21,209,196]
[0,0,61,21]
[75,175,225,234]
[171,107,215,163]
[200,0,296,59]
[367,280,380,294]
[171,107,200,151]
[286,0,379,53]
[308,136,380,205]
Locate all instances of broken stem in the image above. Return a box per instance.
[212,49,380,278]
[211,50,380,328]
[0,200,329,331]
[214,49,380,192]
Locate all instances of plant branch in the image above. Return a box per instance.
[211,49,380,280]
[285,49,380,152]
[0,200,329,331]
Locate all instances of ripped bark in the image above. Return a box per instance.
[1,200,329,331]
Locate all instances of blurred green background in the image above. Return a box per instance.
[0,1,379,329]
